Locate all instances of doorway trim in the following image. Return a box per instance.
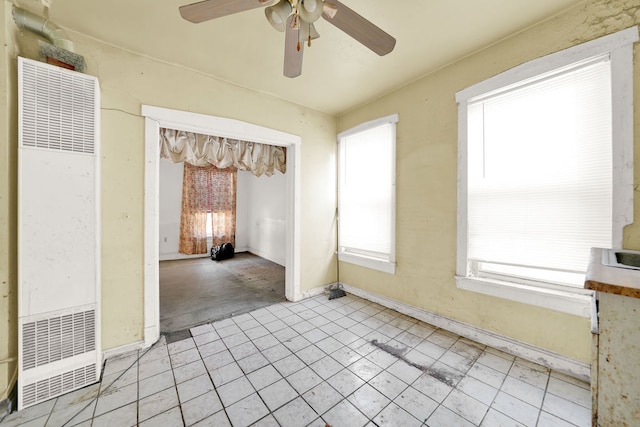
[141,105,302,346]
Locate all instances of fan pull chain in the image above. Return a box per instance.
[307,22,312,47]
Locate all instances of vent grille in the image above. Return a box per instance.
[21,60,96,154]
[22,310,96,370]
[22,364,97,408]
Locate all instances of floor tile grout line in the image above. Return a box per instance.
[57,341,158,427]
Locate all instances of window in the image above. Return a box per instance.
[456,28,637,316]
[338,114,398,274]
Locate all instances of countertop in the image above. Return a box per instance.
[585,247,640,298]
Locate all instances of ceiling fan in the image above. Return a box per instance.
[179,0,396,78]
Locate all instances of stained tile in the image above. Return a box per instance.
[210,362,244,387]
[508,362,550,390]
[347,383,390,419]
[247,365,282,390]
[468,361,507,389]
[236,351,270,374]
[273,397,318,427]
[348,357,384,382]
[259,379,299,411]
[287,367,323,395]
[252,334,280,351]
[261,343,292,363]
[326,368,365,397]
[46,399,96,426]
[412,373,454,403]
[296,344,326,365]
[217,376,255,407]
[315,336,343,354]
[272,354,306,377]
[281,335,312,353]
[386,360,423,385]
[442,388,488,425]
[138,355,172,380]
[221,332,250,348]
[373,402,422,427]
[173,359,207,384]
[203,350,234,371]
[426,405,475,427]
[139,387,179,422]
[302,381,343,416]
[168,337,196,355]
[477,351,514,374]
[331,346,362,367]
[456,375,499,406]
[197,339,227,358]
[92,402,137,427]
[491,391,539,426]
[481,408,525,426]
[322,400,368,427]
[546,376,591,408]
[536,410,577,427]
[541,393,591,426]
[176,374,215,403]
[309,355,344,380]
[191,411,232,426]
[228,341,259,360]
[501,376,545,408]
[94,383,137,416]
[139,370,176,399]
[181,390,224,426]
[226,393,269,427]
[193,331,220,347]
[369,371,408,400]
[366,348,400,369]
[394,386,438,423]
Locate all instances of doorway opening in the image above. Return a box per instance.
[142,106,301,346]
[158,158,288,333]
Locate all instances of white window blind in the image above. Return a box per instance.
[338,115,397,271]
[467,57,612,287]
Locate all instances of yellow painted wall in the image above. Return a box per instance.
[0,1,19,403]
[0,1,337,398]
[338,0,640,364]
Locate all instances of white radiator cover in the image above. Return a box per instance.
[17,57,101,410]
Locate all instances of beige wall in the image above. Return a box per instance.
[0,1,337,399]
[0,1,19,403]
[338,0,640,364]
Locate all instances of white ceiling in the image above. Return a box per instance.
[29,0,585,115]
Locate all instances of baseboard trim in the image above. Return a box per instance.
[341,283,590,382]
[300,283,334,300]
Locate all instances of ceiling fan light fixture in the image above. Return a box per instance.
[298,0,324,23]
[265,0,292,32]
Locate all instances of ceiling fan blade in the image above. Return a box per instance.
[322,0,395,56]
[283,15,304,78]
[180,0,273,24]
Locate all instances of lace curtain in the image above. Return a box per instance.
[160,128,286,177]
[178,163,237,255]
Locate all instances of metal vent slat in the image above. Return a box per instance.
[22,310,96,371]
[20,61,95,154]
[23,364,96,408]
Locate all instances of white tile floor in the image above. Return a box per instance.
[1,294,592,427]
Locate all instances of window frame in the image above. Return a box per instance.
[337,114,398,274]
[455,27,637,317]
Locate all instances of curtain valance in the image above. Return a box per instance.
[160,128,286,177]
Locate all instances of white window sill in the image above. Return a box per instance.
[455,276,593,318]
[339,252,395,275]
